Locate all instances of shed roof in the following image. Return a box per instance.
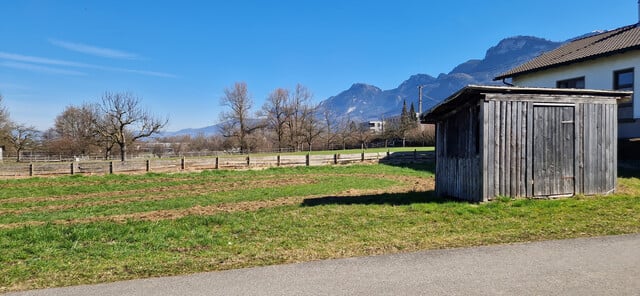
[421,85,632,123]
[494,24,640,80]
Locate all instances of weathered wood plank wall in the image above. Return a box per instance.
[582,103,617,195]
[428,87,624,202]
[435,105,482,202]
[480,95,618,201]
[482,99,530,200]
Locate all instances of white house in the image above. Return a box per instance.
[494,24,640,139]
[360,120,385,134]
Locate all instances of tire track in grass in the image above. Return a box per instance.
[0,177,319,215]
[0,175,434,229]
[0,175,283,204]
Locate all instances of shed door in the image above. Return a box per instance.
[533,105,575,197]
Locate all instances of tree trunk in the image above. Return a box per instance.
[120,142,127,161]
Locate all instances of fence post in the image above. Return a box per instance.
[361,152,365,162]
[70,162,75,175]
[109,161,113,174]
[306,154,310,166]
[29,163,34,176]
[181,157,185,170]
[145,159,150,172]
[414,149,417,162]
[246,156,250,167]
[277,155,281,167]
[215,157,219,169]
[387,149,390,157]
[333,153,338,165]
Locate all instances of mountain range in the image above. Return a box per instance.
[164,35,565,137]
[318,35,563,122]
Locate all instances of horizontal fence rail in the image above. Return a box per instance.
[0,150,434,178]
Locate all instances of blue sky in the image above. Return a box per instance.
[0,1,636,132]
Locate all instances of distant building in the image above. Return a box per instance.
[494,24,640,139]
[359,112,422,135]
[360,120,384,134]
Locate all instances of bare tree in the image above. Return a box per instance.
[219,82,263,153]
[407,123,436,146]
[151,143,166,158]
[261,88,290,151]
[285,84,313,151]
[162,135,190,156]
[320,105,339,150]
[6,123,39,162]
[300,104,322,151]
[0,94,11,141]
[336,115,354,150]
[94,92,168,161]
[47,104,99,156]
[352,122,374,149]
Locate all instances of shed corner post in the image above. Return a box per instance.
[434,121,442,198]
[480,100,489,202]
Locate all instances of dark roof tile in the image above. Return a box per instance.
[495,24,640,80]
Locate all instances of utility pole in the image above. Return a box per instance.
[417,85,424,114]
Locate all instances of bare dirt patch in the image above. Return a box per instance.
[0,174,434,229]
[0,176,319,215]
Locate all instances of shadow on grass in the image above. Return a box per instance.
[619,166,640,178]
[378,151,436,175]
[618,159,640,178]
[301,190,456,207]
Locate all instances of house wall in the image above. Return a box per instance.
[511,50,640,138]
[435,104,483,202]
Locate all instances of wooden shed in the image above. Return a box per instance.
[422,85,632,202]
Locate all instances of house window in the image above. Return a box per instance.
[556,77,585,89]
[614,68,634,91]
[614,68,634,120]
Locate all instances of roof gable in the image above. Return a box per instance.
[494,24,640,80]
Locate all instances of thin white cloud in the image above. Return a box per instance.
[0,61,86,76]
[0,51,175,78]
[0,52,89,68]
[49,39,139,60]
[115,68,177,78]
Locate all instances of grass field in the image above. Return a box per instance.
[1,162,639,292]
[260,146,435,156]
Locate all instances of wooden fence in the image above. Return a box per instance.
[0,150,434,178]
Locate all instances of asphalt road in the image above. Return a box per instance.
[8,234,640,296]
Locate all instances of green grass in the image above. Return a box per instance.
[1,163,639,292]
[221,146,435,157]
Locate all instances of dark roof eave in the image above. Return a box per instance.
[494,45,640,81]
[421,85,632,123]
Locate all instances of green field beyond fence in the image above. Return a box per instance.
[0,147,434,178]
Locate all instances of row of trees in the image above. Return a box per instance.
[0,92,166,161]
[217,82,433,154]
[0,82,433,162]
